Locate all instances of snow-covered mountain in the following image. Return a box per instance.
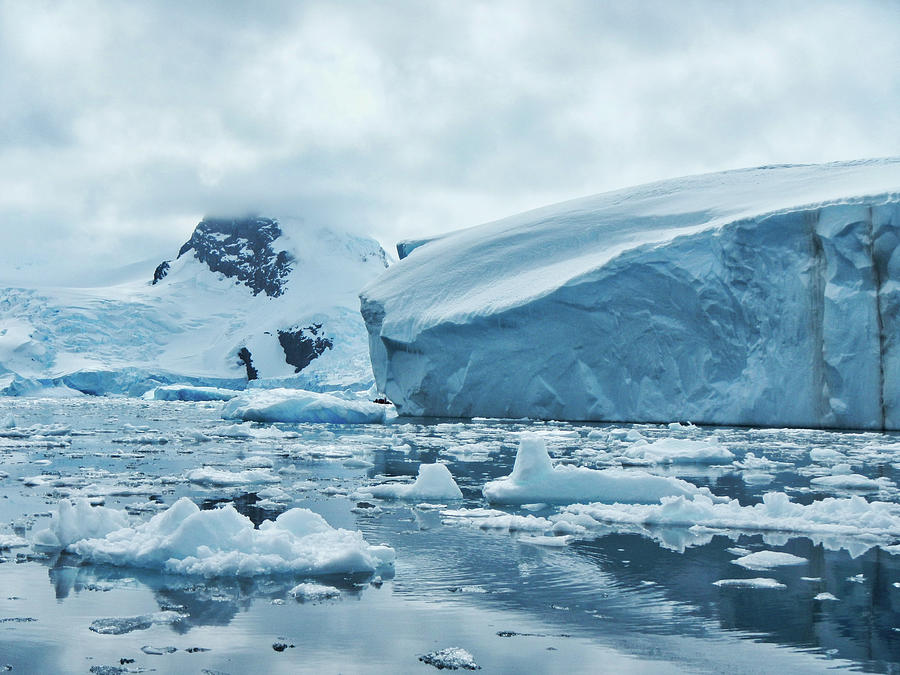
[361,158,900,430]
[0,216,389,396]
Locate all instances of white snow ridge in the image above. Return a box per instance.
[361,159,900,429]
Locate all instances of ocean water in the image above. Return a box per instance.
[1,398,899,674]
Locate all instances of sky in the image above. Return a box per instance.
[1,0,898,284]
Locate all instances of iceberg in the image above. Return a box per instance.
[482,434,722,505]
[368,463,463,500]
[34,497,395,577]
[361,159,900,430]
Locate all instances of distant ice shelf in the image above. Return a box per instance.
[361,158,900,430]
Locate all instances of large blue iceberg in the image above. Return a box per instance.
[361,159,900,430]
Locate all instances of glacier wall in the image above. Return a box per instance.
[361,162,900,429]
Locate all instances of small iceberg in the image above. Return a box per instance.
[34,497,395,577]
[369,463,463,500]
[483,434,722,505]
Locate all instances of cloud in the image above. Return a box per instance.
[0,0,898,282]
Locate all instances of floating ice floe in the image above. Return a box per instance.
[441,508,553,533]
[419,647,480,671]
[810,473,894,491]
[186,467,281,487]
[731,551,807,570]
[809,448,847,464]
[482,434,723,505]
[33,499,129,548]
[34,497,395,577]
[368,463,463,500]
[289,582,342,601]
[712,578,786,589]
[0,534,28,549]
[147,385,240,401]
[814,592,839,601]
[90,611,186,635]
[222,388,394,424]
[620,437,734,465]
[552,491,900,554]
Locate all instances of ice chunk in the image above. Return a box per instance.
[369,463,463,500]
[712,578,786,589]
[33,499,129,549]
[814,592,839,601]
[148,385,240,401]
[731,551,807,570]
[89,611,186,635]
[361,159,900,430]
[419,647,480,671]
[186,467,281,487]
[141,646,178,655]
[482,434,721,505]
[0,534,28,549]
[621,437,734,465]
[553,491,900,552]
[40,497,394,577]
[223,388,393,424]
[442,509,553,533]
[810,474,894,490]
[289,582,341,601]
[809,448,846,463]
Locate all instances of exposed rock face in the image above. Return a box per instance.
[237,347,258,381]
[277,324,334,373]
[361,159,900,430]
[177,216,294,297]
[152,261,170,284]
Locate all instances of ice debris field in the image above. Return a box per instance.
[2,398,900,672]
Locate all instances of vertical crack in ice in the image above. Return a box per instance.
[866,206,887,430]
[808,210,829,425]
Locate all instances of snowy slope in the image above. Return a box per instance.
[0,216,388,395]
[361,158,900,429]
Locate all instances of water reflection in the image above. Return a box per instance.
[45,553,378,631]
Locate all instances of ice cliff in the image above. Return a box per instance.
[361,159,900,430]
[0,217,389,395]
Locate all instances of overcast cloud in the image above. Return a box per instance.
[1,0,898,283]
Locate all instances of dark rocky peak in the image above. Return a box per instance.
[177,216,294,297]
[151,260,170,284]
[278,323,334,373]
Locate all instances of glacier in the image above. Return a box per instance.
[0,216,390,396]
[361,159,900,430]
